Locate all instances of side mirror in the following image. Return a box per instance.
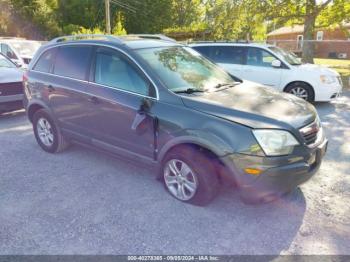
[271,59,282,68]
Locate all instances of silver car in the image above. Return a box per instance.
[0,53,23,114]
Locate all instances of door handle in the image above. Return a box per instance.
[47,85,55,92]
[88,96,99,104]
[131,112,147,131]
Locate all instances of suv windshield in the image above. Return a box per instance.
[269,46,301,65]
[136,46,234,93]
[0,54,16,68]
[10,41,41,57]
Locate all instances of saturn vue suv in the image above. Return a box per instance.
[23,35,328,205]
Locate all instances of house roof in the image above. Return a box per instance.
[267,25,304,36]
[267,22,350,37]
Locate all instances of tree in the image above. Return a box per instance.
[112,12,127,35]
[123,0,173,33]
[263,0,350,63]
[204,0,267,40]
[7,0,61,39]
[171,0,204,28]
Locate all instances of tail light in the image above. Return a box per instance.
[22,71,28,82]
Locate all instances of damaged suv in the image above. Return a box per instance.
[23,35,328,205]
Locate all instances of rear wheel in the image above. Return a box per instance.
[162,146,219,206]
[285,82,314,102]
[33,109,69,153]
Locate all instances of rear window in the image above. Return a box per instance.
[33,48,57,73]
[53,45,92,80]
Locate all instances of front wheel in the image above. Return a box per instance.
[162,146,219,206]
[33,109,69,153]
[285,82,314,102]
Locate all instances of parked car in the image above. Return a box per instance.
[0,37,42,68]
[23,35,328,205]
[0,53,24,114]
[190,42,343,102]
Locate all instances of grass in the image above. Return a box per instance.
[314,58,350,88]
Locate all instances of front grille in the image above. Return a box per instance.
[299,118,321,146]
[0,82,23,96]
[23,58,31,64]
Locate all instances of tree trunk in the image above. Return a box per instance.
[302,0,317,64]
[302,15,316,63]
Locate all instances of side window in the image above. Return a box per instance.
[247,48,276,67]
[54,45,92,80]
[210,46,246,64]
[33,48,57,73]
[225,46,246,65]
[94,48,151,97]
[1,44,17,60]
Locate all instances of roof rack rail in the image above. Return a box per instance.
[49,34,123,44]
[128,34,176,42]
[0,37,26,40]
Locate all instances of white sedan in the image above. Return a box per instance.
[0,53,24,114]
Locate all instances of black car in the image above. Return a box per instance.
[0,53,24,114]
[23,35,328,205]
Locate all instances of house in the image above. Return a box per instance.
[266,23,350,59]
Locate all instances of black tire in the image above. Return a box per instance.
[32,109,69,153]
[162,146,219,206]
[284,82,315,102]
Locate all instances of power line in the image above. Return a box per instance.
[89,0,103,30]
[110,0,137,13]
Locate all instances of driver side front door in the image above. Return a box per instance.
[240,47,283,90]
[84,46,157,161]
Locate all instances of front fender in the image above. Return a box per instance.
[157,130,233,164]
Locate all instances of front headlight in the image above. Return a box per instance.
[252,130,299,156]
[320,75,336,84]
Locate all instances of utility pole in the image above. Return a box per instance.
[105,0,111,34]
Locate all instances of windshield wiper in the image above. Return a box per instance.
[174,88,206,94]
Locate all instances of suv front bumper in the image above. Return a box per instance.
[220,138,328,203]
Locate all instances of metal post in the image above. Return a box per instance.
[105,0,111,34]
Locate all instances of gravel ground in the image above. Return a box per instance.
[0,91,349,255]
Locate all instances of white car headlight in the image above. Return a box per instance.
[252,130,300,156]
[320,75,336,84]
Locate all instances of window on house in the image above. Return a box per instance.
[316,31,324,41]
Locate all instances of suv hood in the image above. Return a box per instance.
[0,67,22,83]
[181,81,317,129]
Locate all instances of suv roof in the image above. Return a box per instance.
[43,34,179,50]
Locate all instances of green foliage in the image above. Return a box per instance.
[112,12,127,35]
[124,0,173,33]
[71,26,104,35]
[1,0,349,43]
[7,0,61,39]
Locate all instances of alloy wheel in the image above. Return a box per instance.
[290,87,309,100]
[37,118,54,147]
[164,159,198,201]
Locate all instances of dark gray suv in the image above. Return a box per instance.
[23,35,328,205]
